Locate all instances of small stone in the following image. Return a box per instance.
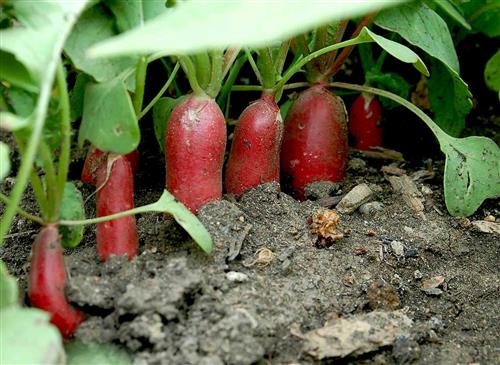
[359,201,384,215]
[405,248,418,258]
[367,280,401,310]
[422,287,443,296]
[484,214,496,222]
[421,185,433,195]
[226,271,249,283]
[390,240,405,258]
[471,220,500,234]
[422,275,445,289]
[413,270,423,280]
[347,157,366,171]
[403,226,414,235]
[337,184,374,214]
[366,230,376,237]
[354,246,368,255]
[304,181,340,200]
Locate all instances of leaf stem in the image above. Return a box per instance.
[257,47,276,89]
[0,193,43,225]
[133,56,148,115]
[244,48,263,86]
[217,55,247,112]
[192,52,211,90]
[54,62,71,218]
[139,62,180,120]
[38,141,58,222]
[179,55,205,97]
[206,50,224,98]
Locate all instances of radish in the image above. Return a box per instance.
[165,95,226,214]
[95,155,138,261]
[349,93,383,150]
[225,93,283,195]
[82,145,139,185]
[280,83,348,200]
[28,224,85,339]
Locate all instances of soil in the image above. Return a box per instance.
[2,152,499,365]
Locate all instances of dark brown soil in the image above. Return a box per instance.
[2,153,499,365]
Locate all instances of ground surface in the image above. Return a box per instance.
[2,152,499,365]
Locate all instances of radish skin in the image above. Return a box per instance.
[82,146,139,185]
[225,94,283,195]
[349,93,383,150]
[28,224,85,339]
[96,155,137,261]
[280,83,348,200]
[165,95,226,214]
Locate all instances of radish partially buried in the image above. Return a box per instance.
[82,145,139,185]
[96,155,137,261]
[165,95,226,214]
[349,93,383,150]
[225,93,283,195]
[280,83,348,200]
[28,224,85,339]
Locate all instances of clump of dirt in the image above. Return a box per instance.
[2,158,499,364]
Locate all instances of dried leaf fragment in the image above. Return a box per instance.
[310,209,343,247]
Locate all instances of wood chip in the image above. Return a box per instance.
[350,147,404,161]
[471,220,500,234]
[381,165,406,176]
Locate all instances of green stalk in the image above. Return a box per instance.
[54,62,71,218]
[192,52,211,90]
[133,56,148,115]
[0,193,43,224]
[160,58,182,97]
[38,142,58,222]
[138,62,180,120]
[257,47,275,90]
[275,40,290,76]
[206,50,223,98]
[217,54,248,111]
[179,55,205,97]
[244,48,263,85]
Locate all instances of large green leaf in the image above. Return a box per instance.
[484,50,500,92]
[64,5,138,84]
[88,0,406,58]
[79,78,140,154]
[105,0,168,33]
[0,0,88,91]
[69,73,93,121]
[0,262,17,308]
[0,307,64,364]
[425,0,471,30]
[376,1,459,73]
[428,59,472,136]
[66,341,131,365]
[59,182,85,248]
[459,0,500,37]
[442,136,500,216]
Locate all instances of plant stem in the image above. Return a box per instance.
[54,62,71,218]
[38,141,58,222]
[221,47,241,80]
[257,47,276,89]
[206,50,223,98]
[138,62,180,120]
[244,48,263,85]
[0,193,43,224]
[325,13,377,79]
[217,54,248,112]
[275,40,290,76]
[231,85,264,92]
[0,8,79,244]
[179,55,205,97]
[160,58,182,97]
[133,57,148,116]
[192,52,211,90]
[275,34,373,96]
[326,20,348,68]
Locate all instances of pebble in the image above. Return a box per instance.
[421,185,433,195]
[390,240,405,258]
[336,184,374,214]
[413,270,423,280]
[225,271,249,283]
[359,201,384,215]
[347,158,367,171]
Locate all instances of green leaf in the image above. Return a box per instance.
[0,261,18,308]
[0,0,89,91]
[484,50,500,92]
[88,0,405,58]
[376,1,459,73]
[425,0,471,30]
[66,341,131,365]
[0,307,64,364]
[428,59,472,137]
[105,0,168,33]
[152,96,187,152]
[459,0,500,37]
[64,5,138,85]
[79,78,140,154]
[442,136,500,216]
[365,71,411,109]
[59,182,85,248]
[69,73,93,121]
[0,111,29,131]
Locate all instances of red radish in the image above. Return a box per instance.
[28,224,85,339]
[82,146,139,185]
[225,93,283,195]
[96,155,138,261]
[165,95,226,214]
[280,83,348,200]
[349,93,383,150]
